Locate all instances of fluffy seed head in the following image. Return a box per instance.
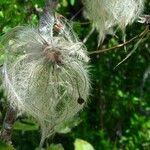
[83,0,145,42]
[1,15,90,143]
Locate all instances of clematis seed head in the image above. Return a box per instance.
[83,0,145,43]
[1,15,90,144]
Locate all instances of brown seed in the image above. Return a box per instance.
[77,97,85,104]
[43,46,63,64]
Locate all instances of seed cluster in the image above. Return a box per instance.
[83,0,144,43]
[1,16,90,144]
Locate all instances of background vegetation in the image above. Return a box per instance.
[0,0,150,149]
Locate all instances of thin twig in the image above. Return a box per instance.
[88,27,149,55]
[71,7,83,21]
[83,28,95,43]
[114,31,148,69]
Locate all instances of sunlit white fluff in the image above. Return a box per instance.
[83,0,145,43]
[1,16,90,145]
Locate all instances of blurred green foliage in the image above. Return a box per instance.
[0,0,150,149]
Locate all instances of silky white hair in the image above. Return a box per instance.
[1,16,90,145]
[83,0,145,43]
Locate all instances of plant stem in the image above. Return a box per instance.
[89,26,149,55]
[0,106,17,144]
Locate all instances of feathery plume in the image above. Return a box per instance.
[83,0,145,43]
[1,14,90,146]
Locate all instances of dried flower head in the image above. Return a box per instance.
[83,0,145,43]
[1,14,90,145]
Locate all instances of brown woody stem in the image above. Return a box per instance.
[89,26,149,55]
[0,106,17,144]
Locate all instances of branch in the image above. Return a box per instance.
[88,26,149,55]
[0,106,17,144]
[38,0,58,34]
[45,0,58,6]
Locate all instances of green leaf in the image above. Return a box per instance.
[0,0,11,4]
[61,0,68,7]
[0,140,15,150]
[117,90,124,98]
[0,44,5,66]
[46,144,64,150]
[2,26,12,34]
[74,139,95,150]
[56,118,81,134]
[31,0,45,7]
[0,11,4,18]
[14,119,39,131]
[70,0,75,6]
